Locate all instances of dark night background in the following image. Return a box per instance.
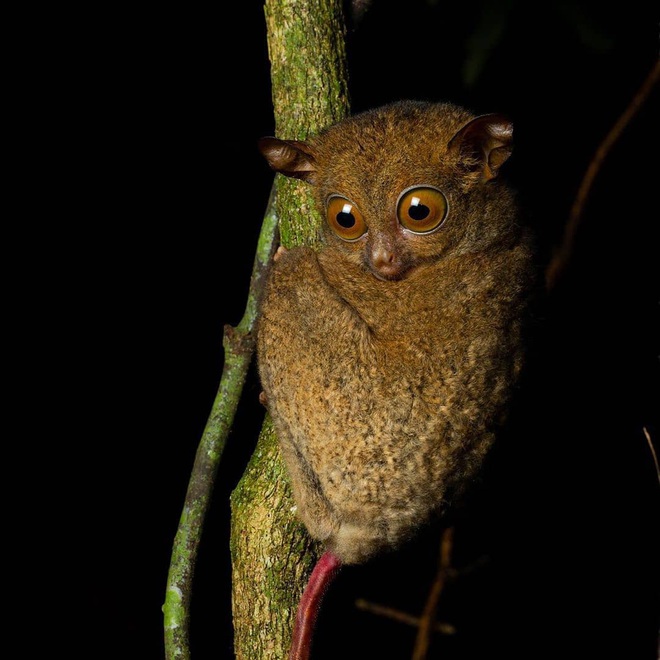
[80,2,659,658]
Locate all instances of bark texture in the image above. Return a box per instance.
[230,1,350,657]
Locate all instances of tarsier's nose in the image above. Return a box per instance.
[372,245,395,267]
[370,244,405,280]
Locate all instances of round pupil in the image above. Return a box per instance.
[408,197,430,221]
[336,203,356,228]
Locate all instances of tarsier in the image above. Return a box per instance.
[257,100,534,658]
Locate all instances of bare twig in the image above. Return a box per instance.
[546,59,660,291]
[412,527,455,660]
[163,187,279,660]
[355,599,456,635]
[643,427,660,487]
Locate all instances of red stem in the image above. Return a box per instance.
[289,551,342,660]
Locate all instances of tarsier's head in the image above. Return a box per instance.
[259,101,515,281]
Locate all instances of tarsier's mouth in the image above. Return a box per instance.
[367,256,415,282]
[369,265,410,282]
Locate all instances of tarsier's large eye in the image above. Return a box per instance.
[397,186,448,234]
[327,196,367,241]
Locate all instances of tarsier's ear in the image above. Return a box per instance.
[447,114,513,181]
[258,137,317,182]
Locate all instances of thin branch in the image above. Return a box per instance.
[546,59,660,291]
[163,186,279,660]
[355,599,456,635]
[643,427,660,487]
[412,527,455,660]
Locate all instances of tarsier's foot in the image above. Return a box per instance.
[273,245,289,262]
[259,391,268,407]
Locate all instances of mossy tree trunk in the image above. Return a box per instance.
[230,1,350,658]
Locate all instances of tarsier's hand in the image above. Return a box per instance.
[273,244,288,262]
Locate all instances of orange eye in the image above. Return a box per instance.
[397,186,448,234]
[326,196,367,241]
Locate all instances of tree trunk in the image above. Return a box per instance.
[230,1,350,658]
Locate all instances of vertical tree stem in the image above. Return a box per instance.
[230,1,350,658]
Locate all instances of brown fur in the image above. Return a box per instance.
[257,101,534,564]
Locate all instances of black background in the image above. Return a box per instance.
[81,2,659,658]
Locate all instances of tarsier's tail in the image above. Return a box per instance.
[289,550,342,660]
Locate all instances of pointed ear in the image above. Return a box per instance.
[257,137,317,182]
[447,114,513,181]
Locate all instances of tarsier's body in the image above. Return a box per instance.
[257,101,533,655]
